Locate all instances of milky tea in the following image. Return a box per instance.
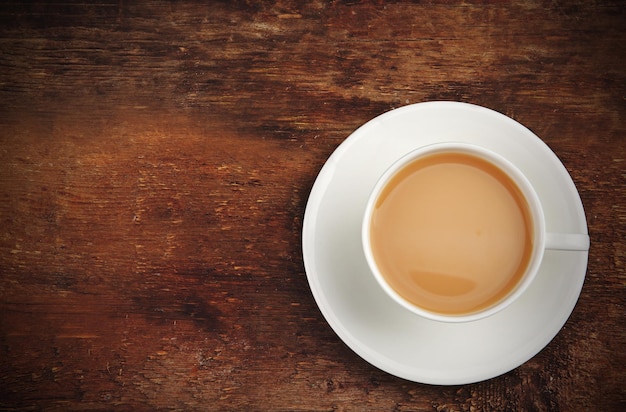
[369,151,533,316]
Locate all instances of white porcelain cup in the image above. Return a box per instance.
[362,142,590,323]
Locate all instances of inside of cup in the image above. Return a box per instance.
[363,142,546,322]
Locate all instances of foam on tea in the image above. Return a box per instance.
[370,151,533,315]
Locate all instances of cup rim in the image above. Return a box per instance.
[362,142,546,323]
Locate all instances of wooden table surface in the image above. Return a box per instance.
[1,1,624,410]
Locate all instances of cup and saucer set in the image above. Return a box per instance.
[302,102,589,385]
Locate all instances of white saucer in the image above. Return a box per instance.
[302,102,589,385]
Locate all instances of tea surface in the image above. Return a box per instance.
[370,152,533,315]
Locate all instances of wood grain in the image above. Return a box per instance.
[1,1,624,410]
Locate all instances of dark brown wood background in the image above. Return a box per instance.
[1,1,624,410]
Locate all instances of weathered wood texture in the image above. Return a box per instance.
[0,1,624,410]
